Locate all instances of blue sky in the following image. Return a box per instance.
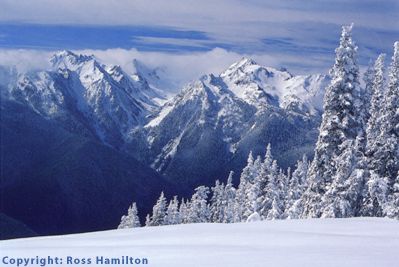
[0,0,398,81]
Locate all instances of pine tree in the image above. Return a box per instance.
[320,139,358,218]
[179,199,188,224]
[118,202,141,229]
[223,171,236,223]
[302,24,363,218]
[149,192,167,226]
[145,214,151,227]
[210,180,225,223]
[267,196,283,220]
[260,160,282,219]
[379,42,399,189]
[285,155,308,219]
[364,42,399,217]
[187,186,210,223]
[360,54,387,216]
[164,196,181,225]
[277,168,289,217]
[254,144,274,216]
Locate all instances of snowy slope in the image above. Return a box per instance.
[1,218,398,267]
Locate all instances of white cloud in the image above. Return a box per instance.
[0,49,52,72]
[0,47,332,91]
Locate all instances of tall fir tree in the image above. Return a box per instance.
[380,42,399,190]
[361,54,387,216]
[302,24,363,218]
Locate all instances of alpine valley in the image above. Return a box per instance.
[0,50,330,239]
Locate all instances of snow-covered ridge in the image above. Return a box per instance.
[5,50,166,145]
[1,218,397,267]
[221,57,329,115]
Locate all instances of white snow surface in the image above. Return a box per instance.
[1,218,398,267]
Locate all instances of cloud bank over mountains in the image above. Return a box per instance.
[0,0,397,84]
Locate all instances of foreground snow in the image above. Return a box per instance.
[1,218,398,267]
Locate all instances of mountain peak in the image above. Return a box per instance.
[50,50,96,70]
[237,57,258,66]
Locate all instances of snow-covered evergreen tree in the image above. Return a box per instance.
[210,180,226,223]
[254,144,274,216]
[148,192,167,226]
[223,171,236,223]
[179,199,189,224]
[267,196,283,220]
[302,24,363,218]
[260,160,282,219]
[164,196,181,225]
[364,42,399,217]
[187,186,210,223]
[285,155,308,219]
[118,202,141,229]
[145,214,151,227]
[360,54,388,216]
[379,42,399,189]
[277,168,289,216]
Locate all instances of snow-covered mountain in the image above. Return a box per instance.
[1,54,329,235]
[221,58,329,115]
[136,59,328,187]
[5,50,166,147]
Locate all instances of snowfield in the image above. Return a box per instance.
[1,218,398,267]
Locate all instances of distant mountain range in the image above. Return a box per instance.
[0,51,329,238]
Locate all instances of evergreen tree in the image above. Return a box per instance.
[277,168,289,217]
[210,180,226,223]
[145,214,151,227]
[260,160,282,219]
[179,199,189,224]
[285,155,308,219]
[223,171,236,223]
[360,54,387,216]
[187,186,210,223]
[149,192,167,226]
[378,42,399,189]
[267,196,283,220]
[164,196,181,225]
[302,24,363,218]
[118,202,141,229]
[255,144,274,216]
